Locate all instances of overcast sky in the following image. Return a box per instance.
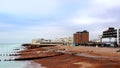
[0,0,120,43]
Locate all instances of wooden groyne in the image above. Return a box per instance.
[15,52,64,61]
[0,53,20,56]
[22,44,58,46]
[0,43,60,61]
[12,43,63,61]
[0,53,20,61]
[22,43,58,49]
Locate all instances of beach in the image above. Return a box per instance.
[17,44,120,68]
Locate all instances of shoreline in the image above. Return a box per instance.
[17,44,120,68]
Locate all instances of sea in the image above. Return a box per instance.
[0,43,42,68]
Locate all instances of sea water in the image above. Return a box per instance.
[0,43,41,68]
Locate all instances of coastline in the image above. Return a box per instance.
[17,44,120,68]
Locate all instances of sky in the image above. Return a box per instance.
[0,0,120,43]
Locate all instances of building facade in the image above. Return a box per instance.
[32,38,71,45]
[102,27,120,47]
[55,37,73,46]
[32,38,52,44]
[73,30,89,45]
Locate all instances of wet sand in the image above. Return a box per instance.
[18,45,120,68]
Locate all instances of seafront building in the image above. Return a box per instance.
[32,37,73,46]
[32,39,40,44]
[32,27,120,47]
[32,38,52,44]
[55,37,73,46]
[73,30,89,46]
[102,27,120,47]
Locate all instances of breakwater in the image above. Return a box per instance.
[0,43,39,68]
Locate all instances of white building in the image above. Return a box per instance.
[32,38,51,44]
[55,37,73,46]
[32,37,73,46]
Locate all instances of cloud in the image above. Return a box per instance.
[19,25,71,38]
[0,0,60,15]
[92,0,120,8]
[0,22,13,28]
[67,17,116,25]
[65,0,120,25]
[0,24,72,43]
[0,0,120,43]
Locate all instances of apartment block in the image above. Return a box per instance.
[74,30,89,45]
